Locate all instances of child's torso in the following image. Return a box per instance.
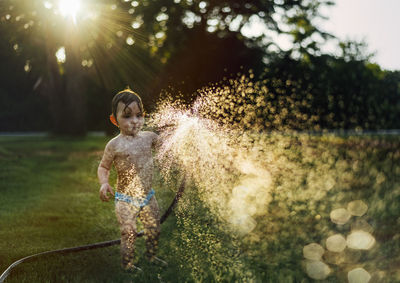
[113,132,154,197]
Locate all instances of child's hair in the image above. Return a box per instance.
[111,88,144,119]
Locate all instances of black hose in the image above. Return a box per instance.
[0,180,185,282]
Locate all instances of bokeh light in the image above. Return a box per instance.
[348,267,371,283]
[55,46,66,63]
[145,74,399,280]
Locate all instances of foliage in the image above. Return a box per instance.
[261,54,400,130]
[0,23,51,131]
[191,59,399,132]
[0,0,335,134]
[0,0,398,132]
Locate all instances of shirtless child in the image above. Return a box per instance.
[97,89,165,271]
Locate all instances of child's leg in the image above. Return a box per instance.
[115,201,140,268]
[139,196,160,258]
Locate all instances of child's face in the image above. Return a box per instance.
[116,101,144,136]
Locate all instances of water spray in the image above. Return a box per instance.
[0,179,185,282]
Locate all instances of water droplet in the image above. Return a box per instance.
[347,200,368,216]
[303,243,324,260]
[305,260,331,280]
[348,267,371,283]
[326,234,346,252]
[330,208,351,225]
[347,230,376,250]
[126,36,135,45]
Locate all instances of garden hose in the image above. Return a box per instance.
[0,179,185,282]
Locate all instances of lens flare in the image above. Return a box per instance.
[58,0,81,23]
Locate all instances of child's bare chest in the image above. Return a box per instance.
[114,135,153,170]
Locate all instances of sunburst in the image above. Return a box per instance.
[58,0,81,23]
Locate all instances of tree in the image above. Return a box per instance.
[260,52,400,130]
[1,0,88,134]
[0,10,51,132]
[0,0,336,134]
[128,0,335,97]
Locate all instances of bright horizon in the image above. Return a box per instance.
[241,0,399,71]
[321,0,400,71]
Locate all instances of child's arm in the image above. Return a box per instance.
[97,141,115,202]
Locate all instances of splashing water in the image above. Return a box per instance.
[150,100,272,235]
[146,76,400,281]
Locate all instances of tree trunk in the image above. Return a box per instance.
[64,42,87,136]
[44,30,86,136]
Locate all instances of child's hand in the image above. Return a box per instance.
[99,183,114,202]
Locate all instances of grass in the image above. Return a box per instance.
[0,136,177,282]
[0,135,399,282]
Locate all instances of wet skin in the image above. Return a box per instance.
[97,101,160,267]
[98,101,158,199]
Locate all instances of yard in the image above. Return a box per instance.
[0,135,399,282]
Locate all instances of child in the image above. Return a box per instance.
[97,89,165,271]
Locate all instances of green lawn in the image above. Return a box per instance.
[0,135,399,282]
[0,136,178,282]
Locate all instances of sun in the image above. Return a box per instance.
[58,0,81,22]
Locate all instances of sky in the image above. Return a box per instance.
[240,0,400,71]
[320,0,400,70]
